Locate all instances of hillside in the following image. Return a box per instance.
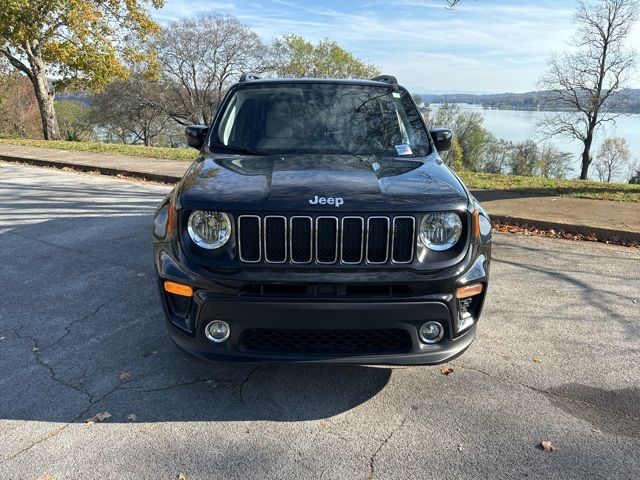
[419,89,640,113]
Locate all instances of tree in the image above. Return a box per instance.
[0,0,163,140]
[154,14,272,126]
[92,74,172,146]
[594,137,631,182]
[479,132,512,174]
[537,0,639,180]
[0,64,41,138]
[447,138,464,170]
[273,35,379,79]
[628,158,640,183]
[426,103,485,170]
[537,144,574,179]
[56,100,93,141]
[509,140,539,176]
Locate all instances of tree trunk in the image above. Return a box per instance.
[579,130,594,180]
[30,69,60,140]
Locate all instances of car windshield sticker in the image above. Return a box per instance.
[395,144,413,156]
[392,92,401,98]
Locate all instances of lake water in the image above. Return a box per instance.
[434,104,640,178]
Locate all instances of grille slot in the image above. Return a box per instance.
[290,217,313,264]
[237,215,416,265]
[391,217,416,263]
[316,217,339,264]
[341,217,364,264]
[238,216,261,262]
[239,328,412,355]
[264,216,287,263]
[366,217,390,264]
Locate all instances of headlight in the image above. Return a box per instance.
[419,212,463,251]
[187,211,232,249]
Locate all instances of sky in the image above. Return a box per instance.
[152,0,640,94]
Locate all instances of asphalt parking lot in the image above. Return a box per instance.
[0,162,638,479]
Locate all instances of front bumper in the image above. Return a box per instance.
[164,293,477,365]
[155,237,489,365]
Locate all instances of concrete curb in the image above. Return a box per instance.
[490,214,639,243]
[0,154,181,184]
[3,153,638,243]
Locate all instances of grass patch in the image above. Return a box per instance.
[0,138,196,162]
[1,138,638,202]
[459,171,640,203]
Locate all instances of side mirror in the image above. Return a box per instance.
[430,128,453,152]
[185,125,209,150]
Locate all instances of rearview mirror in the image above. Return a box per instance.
[185,125,209,150]
[430,128,453,152]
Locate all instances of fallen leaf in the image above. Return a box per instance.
[319,420,329,430]
[539,440,556,452]
[78,377,85,385]
[440,366,454,376]
[457,444,463,452]
[127,413,138,422]
[206,379,218,387]
[32,346,39,352]
[119,371,133,381]
[178,473,187,480]
[85,411,111,424]
[38,475,54,480]
[532,357,541,363]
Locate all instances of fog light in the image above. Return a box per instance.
[205,321,230,343]
[419,321,444,344]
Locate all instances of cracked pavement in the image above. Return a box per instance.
[0,163,639,479]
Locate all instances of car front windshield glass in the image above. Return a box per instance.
[211,83,431,157]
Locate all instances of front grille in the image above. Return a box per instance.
[238,215,416,265]
[239,328,412,355]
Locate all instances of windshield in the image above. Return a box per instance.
[210,83,431,157]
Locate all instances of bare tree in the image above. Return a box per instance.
[594,137,631,182]
[537,0,639,180]
[537,144,574,179]
[92,75,172,146]
[509,140,539,176]
[153,14,273,126]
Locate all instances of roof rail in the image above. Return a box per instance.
[370,74,398,85]
[239,72,262,82]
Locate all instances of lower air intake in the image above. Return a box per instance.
[239,328,412,355]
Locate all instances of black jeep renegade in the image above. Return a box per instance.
[152,74,492,365]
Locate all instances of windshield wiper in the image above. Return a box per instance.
[210,144,263,156]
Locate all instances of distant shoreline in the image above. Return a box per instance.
[422,102,640,115]
[418,89,640,115]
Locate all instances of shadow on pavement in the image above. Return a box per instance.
[545,384,640,439]
[0,195,391,424]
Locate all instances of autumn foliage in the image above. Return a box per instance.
[0,69,41,138]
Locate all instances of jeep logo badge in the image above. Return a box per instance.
[309,195,344,207]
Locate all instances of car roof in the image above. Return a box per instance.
[235,78,400,88]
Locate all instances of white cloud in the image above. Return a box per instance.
[154,0,640,92]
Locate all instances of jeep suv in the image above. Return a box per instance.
[152,74,492,365]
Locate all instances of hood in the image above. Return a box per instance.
[177,153,469,213]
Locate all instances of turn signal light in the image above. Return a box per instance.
[456,283,483,299]
[164,280,193,297]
